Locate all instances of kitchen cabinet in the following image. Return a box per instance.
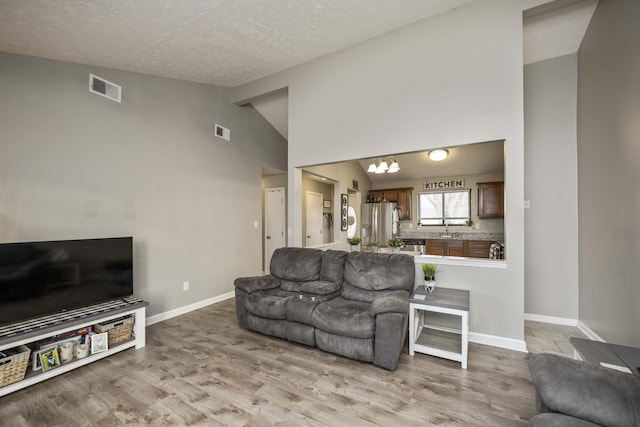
[465,240,492,258]
[425,239,445,256]
[396,189,412,220]
[477,181,504,219]
[426,239,463,256]
[425,239,492,259]
[446,240,465,257]
[368,187,413,220]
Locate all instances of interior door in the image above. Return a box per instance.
[305,191,323,246]
[265,187,285,271]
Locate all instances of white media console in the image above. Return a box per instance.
[0,297,148,397]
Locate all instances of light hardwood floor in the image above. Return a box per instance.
[0,299,582,426]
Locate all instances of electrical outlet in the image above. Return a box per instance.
[524,200,531,209]
[183,281,189,291]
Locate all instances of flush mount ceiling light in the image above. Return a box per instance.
[429,149,449,161]
[367,158,400,174]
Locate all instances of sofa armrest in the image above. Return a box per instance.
[529,353,640,427]
[369,294,409,316]
[234,275,280,294]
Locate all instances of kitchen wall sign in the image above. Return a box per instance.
[423,178,465,190]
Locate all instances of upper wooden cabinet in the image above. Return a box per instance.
[395,189,413,220]
[368,187,413,220]
[477,181,504,219]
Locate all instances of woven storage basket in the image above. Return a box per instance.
[0,345,31,388]
[95,316,134,346]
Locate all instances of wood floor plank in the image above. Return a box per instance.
[0,298,545,426]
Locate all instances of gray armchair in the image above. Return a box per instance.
[529,353,640,427]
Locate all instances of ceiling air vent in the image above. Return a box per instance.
[89,73,121,103]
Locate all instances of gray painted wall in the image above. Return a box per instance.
[524,54,579,320]
[233,0,549,344]
[0,52,287,317]
[577,0,640,346]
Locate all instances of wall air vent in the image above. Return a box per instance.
[89,73,121,103]
[215,124,231,141]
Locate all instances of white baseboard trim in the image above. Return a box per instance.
[577,320,605,342]
[524,314,606,343]
[469,332,528,353]
[524,313,578,327]
[146,291,235,326]
[145,294,529,353]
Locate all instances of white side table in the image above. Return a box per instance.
[409,287,469,369]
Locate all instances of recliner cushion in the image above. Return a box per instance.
[280,280,304,293]
[341,281,404,303]
[345,252,415,291]
[320,250,348,284]
[299,280,340,295]
[311,297,374,339]
[315,329,374,363]
[280,280,340,295]
[245,289,297,319]
[270,247,323,281]
[287,294,326,325]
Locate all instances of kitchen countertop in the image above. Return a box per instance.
[399,232,504,241]
[413,254,507,269]
[358,248,507,268]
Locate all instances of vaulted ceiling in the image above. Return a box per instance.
[0,0,598,180]
[0,0,473,88]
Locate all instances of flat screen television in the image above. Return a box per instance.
[0,237,133,327]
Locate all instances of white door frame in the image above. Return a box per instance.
[264,187,286,271]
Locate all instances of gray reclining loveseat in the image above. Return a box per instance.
[234,247,415,370]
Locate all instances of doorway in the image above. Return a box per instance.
[305,191,323,246]
[265,187,286,271]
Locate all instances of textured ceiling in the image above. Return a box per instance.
[0,0,472,87]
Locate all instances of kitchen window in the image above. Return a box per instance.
[418,190,470,225]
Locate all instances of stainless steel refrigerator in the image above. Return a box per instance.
[361,202,399,247]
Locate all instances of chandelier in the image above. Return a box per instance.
[367,158,400,174]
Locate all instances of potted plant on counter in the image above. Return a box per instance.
[422,263,438,293]
[366,241,379,253]
[347,237,362,252]
[388,237,403,253]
